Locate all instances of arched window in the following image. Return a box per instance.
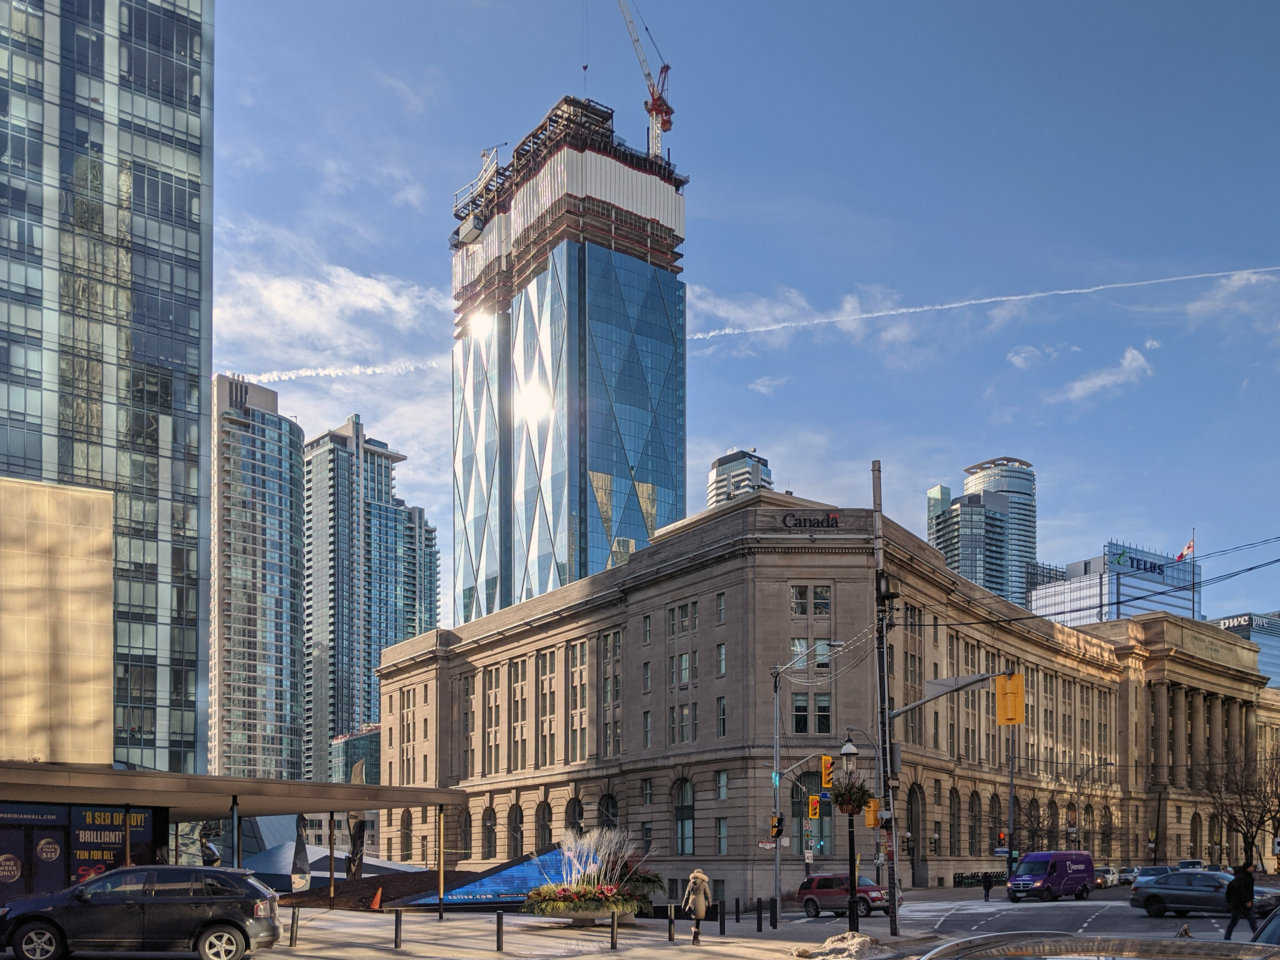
[460,809,473,859]
[400,809,413,862]
[948,789,961,857]
[968,792,982,857]
[482,807,497,859]
[674,779,695,855]
[599,794,619,829]
[508,805,524,859]
[565,797,584,837]
[536,801,553,850]
[790,773,829,858]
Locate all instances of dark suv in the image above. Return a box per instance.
[0,865,279,960]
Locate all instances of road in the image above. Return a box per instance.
[790,885,1261,942]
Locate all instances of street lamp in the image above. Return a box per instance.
[1071,760,1115,851]
[841,734,860,934]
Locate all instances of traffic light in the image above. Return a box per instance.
[998,830,1007,844]
[864,799,879,829]
[821,755,834,789]
[808,795,820,820]
[770,816,785,838]
[995,673,1025,726]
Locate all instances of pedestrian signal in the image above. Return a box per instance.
[808,795,820,820]
[864,799,879,828]
[995,673,1025,726]
[770,815,785,838]
[821,755,834,789]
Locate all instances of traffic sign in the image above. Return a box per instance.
[819,791,831,801]
[758,840,776,849]
[994,847,1009,856]
[805,850,814,863]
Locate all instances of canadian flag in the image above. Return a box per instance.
[1175,538,1194,562]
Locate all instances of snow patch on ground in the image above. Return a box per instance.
[790,932,900,959]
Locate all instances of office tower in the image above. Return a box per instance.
[927,457,1037,607]
[1211,613,1280,686]
[450,96,688,624]
[0,1,213,771]
[707,448,772,507]
[209,375,306,779]
[302,414,438,779]
[1030,541,1201,627]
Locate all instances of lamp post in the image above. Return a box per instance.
[841,735,860,933]
[1071,760,1115,851]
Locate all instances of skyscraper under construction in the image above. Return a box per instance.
[450,97,688,623]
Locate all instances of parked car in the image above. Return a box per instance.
[1129,868,1280,918]
[797,873,900,918]
[1131,865,1177,891]
[1008,851,1095,902]
[1178,859,1206,870]
[1117,866,1139,885]
[0,864,279,960]
[1094,866,1119,889]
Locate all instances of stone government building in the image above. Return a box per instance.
[377,490,1276,902]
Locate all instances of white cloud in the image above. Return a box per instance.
[1007,345,1041,369]
[376,71,428,115]
[1186,271,1277,320]
[1144,338,1162,350]
[1054,347,1153,402]
[748,376,788,395]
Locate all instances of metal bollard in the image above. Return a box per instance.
[496,910,503,952]
[394,909,402,949]
[769,897,778,930]
[668,905,675,942]
[719,901,726,937]
[756,897,763,932]
[735,897,740,924]
[289,907,299,947]
[610,909,618,950]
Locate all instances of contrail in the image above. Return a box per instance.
[228,360,438,383]
[689,266,1280,341]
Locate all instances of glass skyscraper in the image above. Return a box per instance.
[927,457,1038,608]
[210,375,306,779]
[1211,613,1280,687]
[451,97,687,623]
[707,448,772,507]
[1030,541,1201,627]
[0,0,213,771]
[302,414,438,780]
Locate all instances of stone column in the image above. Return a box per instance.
[1245,702,1258,775]
[1152,680,1169,785]
[1209,694,1226,780]
[1190,690,1207,789]
[1171,684,1188,789]
[1227,699,1242,768]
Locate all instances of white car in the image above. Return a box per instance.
[1094,866,1119,888]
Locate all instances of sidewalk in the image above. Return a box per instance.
[276,908,945,960]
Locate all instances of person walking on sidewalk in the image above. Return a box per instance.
[1225,863,1258,940]
[683,868,710,945]
[982,873,994,902]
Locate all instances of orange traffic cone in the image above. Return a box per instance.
[370,887,383,911]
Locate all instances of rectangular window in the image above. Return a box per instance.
[691,650,699,682]
[678,652,689,684]
[814,693,831,734]
[716,817,728,855]
[717,696,726,738]
[679,603,690,632]
[716,643,726,676]
[669,706,677,744]
[679,704,691,742]
[668,656,677,686]
[668,608,676,637]
[642,778,653,804]
[690,601,698,630]
[790,585,808,616]
[642,822,653,853]
[716,769,728,800]
[691,702,699,740]
[815,638,831,669]
[643,614,651,644]
[791,637,808,667]
[792,693,809,734]
[716,592,725,623]
[643,710,651,748]
[813,585,831,615]
[642,661,651,692]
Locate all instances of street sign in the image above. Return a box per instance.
[819,791,831,801]
[758,840,776,849]
[804,850,814,864]
[994,847,1009,856]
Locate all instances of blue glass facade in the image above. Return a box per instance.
[0,0,213,772]
[455,239,685,623]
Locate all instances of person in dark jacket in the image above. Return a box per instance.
[981,873,994,901]
[1225,863,1258,940]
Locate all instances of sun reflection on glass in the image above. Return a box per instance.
[515,383,552,422]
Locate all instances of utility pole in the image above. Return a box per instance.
[872,461,900,936]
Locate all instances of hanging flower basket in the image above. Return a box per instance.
[831,778,874,815]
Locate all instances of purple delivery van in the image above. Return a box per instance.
[1007,850,1096,902]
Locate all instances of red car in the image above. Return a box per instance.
[797,873,900,917]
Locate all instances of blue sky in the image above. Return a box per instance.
[212,1,1280,625]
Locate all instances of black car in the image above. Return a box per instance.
[0,865,279,960]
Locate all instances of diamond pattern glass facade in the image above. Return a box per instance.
[454,239,685,622]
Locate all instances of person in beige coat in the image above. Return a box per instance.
[682,868,710,944]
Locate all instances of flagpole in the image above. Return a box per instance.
[1191,526,1196,620]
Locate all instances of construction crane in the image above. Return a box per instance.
[616,0,673,158]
